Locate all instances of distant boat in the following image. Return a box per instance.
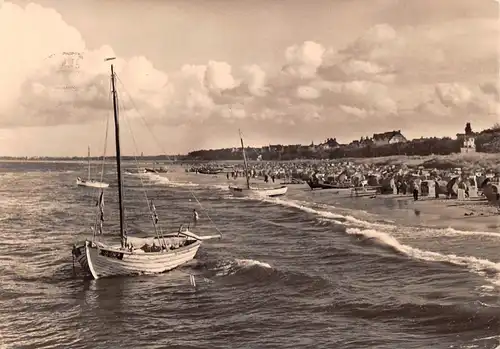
[144,161,169,174]
[229,129,288,198]
[306,179,352,190]
[306,179,378,197]
[76,145,109,188]
[144,167,168,174]
[198,167,224,175]
[72,60,221,280]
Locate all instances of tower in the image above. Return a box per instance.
[460,122,476,153]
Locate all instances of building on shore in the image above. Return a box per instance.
[372,130,407,146]
[457,122,476,154]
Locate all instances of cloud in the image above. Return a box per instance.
[242,64,269,97]
[0,0,498,151]
[339,105,369,118]
[204,61,238,92]
[296,86,320,100]
[282,41,327,79]
[435,83,472,108]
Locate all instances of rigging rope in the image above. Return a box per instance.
[115,87,163,243]
[115,76,222,237]
[92,80,112,240]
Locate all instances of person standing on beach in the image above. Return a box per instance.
[413,183,419,201]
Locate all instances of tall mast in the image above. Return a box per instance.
[87,145,91,181]
[239,129,250,190]
[110,62,126,247]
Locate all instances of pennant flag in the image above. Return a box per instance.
[96,191,105,234]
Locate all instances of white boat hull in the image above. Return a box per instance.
[229,185,288,197]
[76,178,109,188]
[74,237,201,279]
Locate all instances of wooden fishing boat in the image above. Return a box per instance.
[76,145,109,188]
[72,58,221,280]
[228,130,288,198]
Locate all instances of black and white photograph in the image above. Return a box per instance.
[0,0,499,348]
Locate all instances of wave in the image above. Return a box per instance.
[346,227,500,287]
[143,173,200,188]
[140,176,500,289]
[211,258,272,277]
[266,197,386,228]
[230,194,500,289]
[262,196,500,240]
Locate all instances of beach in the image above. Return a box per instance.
[154,164,500,234]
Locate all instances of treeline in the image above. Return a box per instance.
[185,128,500,161]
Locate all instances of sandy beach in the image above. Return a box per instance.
[155,166,500,234]
[347,194,500,233]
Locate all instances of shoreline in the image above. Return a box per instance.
[163,170,500,234]
[330,193,500,233]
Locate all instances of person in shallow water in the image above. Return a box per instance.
[413,183,419,201]
[192,209,199,228]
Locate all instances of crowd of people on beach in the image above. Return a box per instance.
[186,159,500,205]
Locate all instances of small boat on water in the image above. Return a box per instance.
[229,130,288,198]
[72,59,221,280]
[76,145,109,188]
[144,166,168,174]
[229,185,288,198]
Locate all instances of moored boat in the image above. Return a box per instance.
[229,129,288,198]
[306,179,378,197]
[306,179,352,190]
[76,145,109,188]
[229,185,288,198]
[72,58,221,280]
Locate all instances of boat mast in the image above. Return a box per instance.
[87,145,91,181]
[238,129,250,190]
[110,62,126,247]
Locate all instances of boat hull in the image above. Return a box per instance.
[76,178,109,188]
[198,169,224,175]
[229,185,288,197]
[306,180,352,190]
[74,239,201,279]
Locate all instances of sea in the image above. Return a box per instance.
[0,161,499,349]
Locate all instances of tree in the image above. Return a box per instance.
[465,122,472,135]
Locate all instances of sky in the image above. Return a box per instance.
[0,0,498,156]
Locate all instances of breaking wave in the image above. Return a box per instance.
[346,228,500,287]
[142,173,200,188]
